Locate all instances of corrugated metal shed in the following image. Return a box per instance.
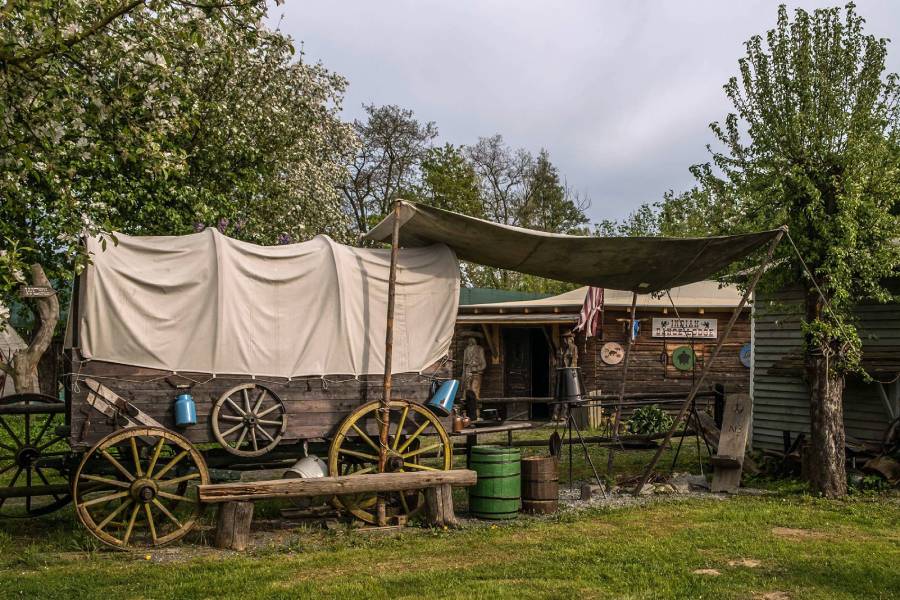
[751,287,900,451]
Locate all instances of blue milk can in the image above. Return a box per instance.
[174,393,197,427]
[425,379,459,416]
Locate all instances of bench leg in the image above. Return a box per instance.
[439,483,459,528]
[214,501,254,551]
[425,486,444,527]
[425,484,459,528]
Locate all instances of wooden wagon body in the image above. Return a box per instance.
[67,354,445,452]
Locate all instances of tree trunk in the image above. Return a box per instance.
[804,290,848,498]
[7,264,59,395]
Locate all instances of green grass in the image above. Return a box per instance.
[1,426,897,599]
[0,495,897,599]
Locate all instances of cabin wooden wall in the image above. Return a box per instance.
[586,308,751,410]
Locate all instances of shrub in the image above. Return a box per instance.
[627,404,674,436]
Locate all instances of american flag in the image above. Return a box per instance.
[574,287,604,337]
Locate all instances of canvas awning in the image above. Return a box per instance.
[74,230,459,378]
[366,202,783,293]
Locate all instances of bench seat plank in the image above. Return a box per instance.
[199,469,477,503]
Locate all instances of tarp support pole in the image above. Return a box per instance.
[379,200,403,483]
[607,292,638,476]
[632,228,785,495]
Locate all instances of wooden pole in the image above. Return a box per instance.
[377,200,403,523]
[607,292,638,475]
[632,229,785,495]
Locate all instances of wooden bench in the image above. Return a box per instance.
[199,469,478,550]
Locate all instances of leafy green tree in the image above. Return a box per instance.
[522,149,589,235]
[342,104,437,234]
[464,137,587,293]
[692,3,900,496]
[414,144,482,217]
[597,187,734,238]
[0,1,355,391]
[595,204,662,237]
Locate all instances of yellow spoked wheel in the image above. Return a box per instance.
[328,400,451,524]
[73,427,209,549]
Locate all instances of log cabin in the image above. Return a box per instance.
[452,281,751,423]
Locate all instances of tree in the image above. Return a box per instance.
[464,136,589,293]
[414,144,483,217]
[596,187,733,238]
[466,134,534,227]
[342,104,437,234]
[0,1,355,392]
[521,149,589,235]
[692,4,900,497]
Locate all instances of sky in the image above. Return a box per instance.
[269,1,900,224]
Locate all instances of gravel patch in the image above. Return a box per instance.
[555,472,741,512]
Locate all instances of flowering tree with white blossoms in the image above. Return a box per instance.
[0,1,356,392]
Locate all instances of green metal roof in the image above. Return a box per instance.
[458,287,551,305]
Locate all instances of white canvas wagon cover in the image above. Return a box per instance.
[74,229,460,378]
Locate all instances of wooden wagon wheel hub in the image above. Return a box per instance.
[14,446,40,468]
[130,478,159,504]
[386,454,405,472]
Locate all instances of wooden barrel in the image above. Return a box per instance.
[521,456,559,515]
[468,446,521,520]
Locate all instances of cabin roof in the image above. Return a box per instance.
[459,280,745,314]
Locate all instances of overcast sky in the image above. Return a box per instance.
[270,1,900,224]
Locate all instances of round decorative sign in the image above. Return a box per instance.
[600,342,625,365]
[739,343,752,368]
[671,346,696,371]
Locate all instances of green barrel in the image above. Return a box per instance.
[468,446,521,520]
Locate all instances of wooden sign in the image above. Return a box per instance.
[600,342,624,365]
[18,285,55,299]
[665,342,704,377]
[652,317,717,339]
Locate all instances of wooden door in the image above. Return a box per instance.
[504,328,532,397]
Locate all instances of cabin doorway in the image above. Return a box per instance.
[503,328,552,420]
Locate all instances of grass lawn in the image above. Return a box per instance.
[1,430,897,599]
[1,494,897,599]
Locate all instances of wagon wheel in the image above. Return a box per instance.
[211,384,286,457]
[73,426,209,549]
[0,393,72,518]
[328,400,452,524]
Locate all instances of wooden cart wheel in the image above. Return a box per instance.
[211,384,286,457]
[0,393,71,518]
[73,426,209,549]
[328,400,452,524]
